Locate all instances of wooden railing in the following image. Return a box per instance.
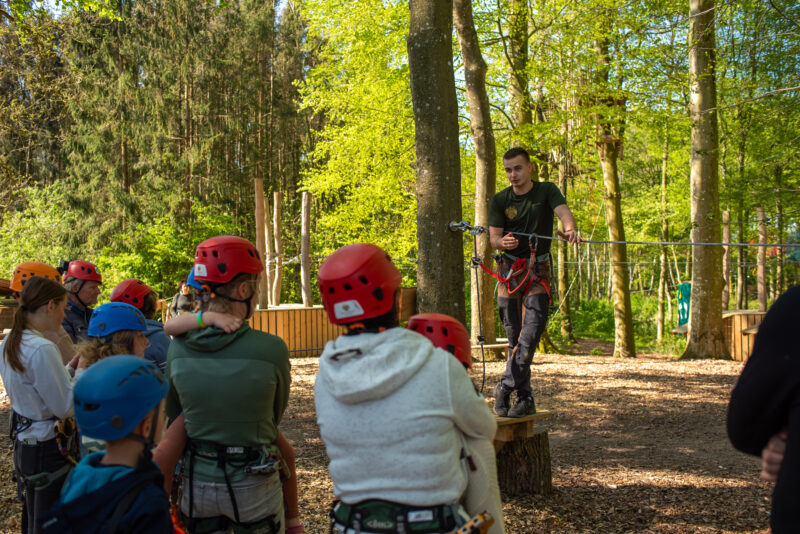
[248,305,344,357]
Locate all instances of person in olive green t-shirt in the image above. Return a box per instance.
[166,236,290,534]
[488,147,580,418]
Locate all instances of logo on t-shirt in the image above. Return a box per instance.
[505,207,518,220]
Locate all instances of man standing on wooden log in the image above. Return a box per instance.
[489,147,579,418]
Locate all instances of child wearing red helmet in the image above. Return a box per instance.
[407,314,504,534]
[315,244,496,534]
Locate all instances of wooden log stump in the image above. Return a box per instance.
[493,411,553,496]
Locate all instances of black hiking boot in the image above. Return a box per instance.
[507,395,536,418]
[493,383,511,417]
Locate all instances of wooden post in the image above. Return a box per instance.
[272,191,283,306]
[757,206,767,311]
[264,194,274,307]
[254,178,268,309]
[722,210,730,310]
[300,192,312,307]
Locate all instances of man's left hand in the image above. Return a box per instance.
[557,228,581,245]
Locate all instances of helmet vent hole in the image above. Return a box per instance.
[445,343,456,355]
[359,276,368,285]
[442,327,449,337]
[110,415,125,429]
[344,283,352,291]
[212,251,219,258]
[247,249,255,257]
[328,287,335,294]
[202,251,207,257]
[425,326,434,333]
[372,287,384,301]
[218,263,227,274]
[83,403,100,412]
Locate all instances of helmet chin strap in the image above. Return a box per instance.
[71,279,88,309]
[127,409,160,449]
[208,285,254,319]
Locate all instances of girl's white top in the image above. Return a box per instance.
[0,329,74,442]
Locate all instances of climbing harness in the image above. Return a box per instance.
[330,499,466,534]
[183,440,282,534]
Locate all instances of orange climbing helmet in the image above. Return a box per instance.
[110,279,154,309]
[407,313,472,369]
[10,262,62,292]
[318,243,402,325]
[193,236,263,285]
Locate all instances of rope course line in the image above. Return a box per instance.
[448,221,800,249]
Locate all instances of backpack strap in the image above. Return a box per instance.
[107,479,152,533]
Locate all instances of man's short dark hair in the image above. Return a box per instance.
[503,147,530,162]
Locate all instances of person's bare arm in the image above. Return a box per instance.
[762,431,787,482]
[554,204,580,245]
[42,327,77,367]
[163,311,242,336]
[489,226,519,252]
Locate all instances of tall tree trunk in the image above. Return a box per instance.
[594,37,635,358]
[507,0,531,148]
[272,191,283,306]
[775,164,784,294]
[300,191,312,307]
[453,0,497,346]
[556,147,574,342]
[657,130,669,341]
[408,0,465,322]
[722,210,730,310]
[736,199,746,309]
[681,0,728,360]
[757,206,767,311]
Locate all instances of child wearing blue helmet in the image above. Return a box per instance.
[40,356,172,533]
[75,302,148,375]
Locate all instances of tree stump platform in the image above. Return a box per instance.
[494,410,553,496]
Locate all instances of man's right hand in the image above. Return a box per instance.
[762,430,787,482]
[500,232,519,251]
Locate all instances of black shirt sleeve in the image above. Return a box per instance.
[727,286,800,456]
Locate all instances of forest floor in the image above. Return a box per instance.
[0,339,772,533]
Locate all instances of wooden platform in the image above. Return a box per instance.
[723,310,765,361]
[493,409,553,496]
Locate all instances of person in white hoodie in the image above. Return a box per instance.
[314,243,497,534]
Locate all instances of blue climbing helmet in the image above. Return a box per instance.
[88,302,147,339]
[186,267,202,290]
[74,355,169,441]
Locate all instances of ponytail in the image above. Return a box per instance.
[3,277,67,373]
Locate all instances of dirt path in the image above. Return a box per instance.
[0,344,772,533]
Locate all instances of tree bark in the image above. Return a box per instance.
[556,147,574,342]
[506,0,531,148]
[408,0,465,322]
[774,164,784,295]
[757,206,767,311]
[594,37,635,358]
[681,0,729,360]
[300,191,312,307]
[736,200,746,309]
[453,0,497,350]
[272,191,283,306]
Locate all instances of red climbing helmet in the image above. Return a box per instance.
[65,260,102,283]
[10,262,62,292]
[193,236,263,285]
[407,313,472,369]
[318,243,402,325]
[110,279,153,309]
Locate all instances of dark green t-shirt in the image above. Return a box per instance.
[488,182,566,257]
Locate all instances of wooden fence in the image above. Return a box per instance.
[248,305,343,357]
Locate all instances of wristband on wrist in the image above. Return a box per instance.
[197,311,206,328]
